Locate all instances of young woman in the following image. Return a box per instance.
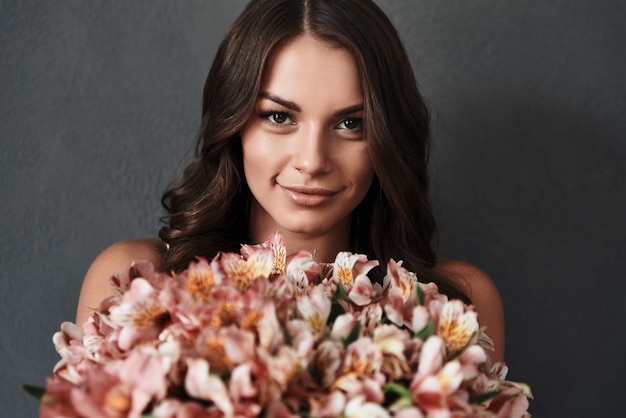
[76,0,504,362]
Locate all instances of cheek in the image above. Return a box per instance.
[346,148,375,190]
[241,127,268,176]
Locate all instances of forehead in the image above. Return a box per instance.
[260,35,363,105]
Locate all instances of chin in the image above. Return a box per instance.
[278,215,342,237]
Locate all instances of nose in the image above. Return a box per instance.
[291,125,331,176]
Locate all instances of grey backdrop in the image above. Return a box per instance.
[1,1,624,416]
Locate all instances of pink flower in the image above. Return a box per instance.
[332,252,378,305]
[307,340,343,389]
[151,399,214,418]
[382,260,422,329]
[344,395,391,418]
[330,312,358,341]
[106,278,168,351]
[296,286,331,335]
[184,358,233,417]
[410,336,445,392]
[309,390,346,417]
[373,325,410,379]
[39,376,79,418]
[386,259,417,303]
[104,349,168,417]
[220,249,273,292]
[52,322,91,381]
[436,300,479,354]
[286,250,320,283]
[241,232,287,275]
[41,234,531,418]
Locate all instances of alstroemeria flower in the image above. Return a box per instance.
[357,304,383,337]
[410,336,445,392]
[338,337,383,381]
[308,340,343,389]
[297,285,332,335]
[286,250,320,282]
[332,252,378,302]
[241,232,287,275]
[286,319,316,360]
[220,249,273,292]
[184,358,233,416]
[393,407,425,418]
[262,345,302,391]
[344,395,391,418]
[42,234,531,418]
[52,322,92,382]
[486,386,532,418]
[104,349,168,417]
[437,300,479,353]
[284,267,310,296]
[107,278,168,351]
[150,399,212,418]
[39,375,79,418]
[109,259,159,296]
[309,390,346,418]
[330,313,358,341]
[284,249,320,296]
[255,300,284,351]
[66,369,135,418]
[229,362,258,402]
[386,259,416,303]
[457,344,488,380]
[373,325,410,379]
[383,260,426,330]
[178,257,222,303]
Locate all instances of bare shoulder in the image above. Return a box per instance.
[435,258,500,302]
[75,238,167,326]
[435,258,506,363]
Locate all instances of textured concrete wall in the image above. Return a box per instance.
[1,1,624,416]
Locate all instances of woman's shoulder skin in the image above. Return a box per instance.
[435,258,505,363]
[75,238,166,326]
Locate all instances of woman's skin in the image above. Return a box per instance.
[76,35,504,363]
[242,36,374,262]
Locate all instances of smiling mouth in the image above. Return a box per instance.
[280,185,340,206]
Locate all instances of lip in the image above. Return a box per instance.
[280,185,340,206]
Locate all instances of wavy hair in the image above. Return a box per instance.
[159,0,470,302]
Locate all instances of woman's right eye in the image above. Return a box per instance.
[259,111,292,125]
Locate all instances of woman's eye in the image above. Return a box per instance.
[263,112,290,125]
[339,118,363,131]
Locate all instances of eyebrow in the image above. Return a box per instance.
[259,91,364,117]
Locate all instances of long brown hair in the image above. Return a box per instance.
[159,0,470,303]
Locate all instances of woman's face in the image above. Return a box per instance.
[241,35,374,242]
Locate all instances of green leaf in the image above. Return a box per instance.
[21,384,45,400]
[328,299,346,324]
[335,280,351,302]
[469,391,501,403]
[390,397,414,410]
[328,282,349,324]
[416,282,425,305]
[341,320,361,347]
[283,324,292,346]
[384,382,413,400]
[414,319,434,340]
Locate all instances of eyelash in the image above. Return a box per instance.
[258,110,363,133]
[258,111,294,127]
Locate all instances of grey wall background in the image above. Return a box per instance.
[1,0,624,416]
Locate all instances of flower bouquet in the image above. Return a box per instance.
[40,233,531,417]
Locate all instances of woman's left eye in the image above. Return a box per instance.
[337,118,363,132]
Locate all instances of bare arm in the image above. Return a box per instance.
[435,259,505,363]
[75,238,166,326]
